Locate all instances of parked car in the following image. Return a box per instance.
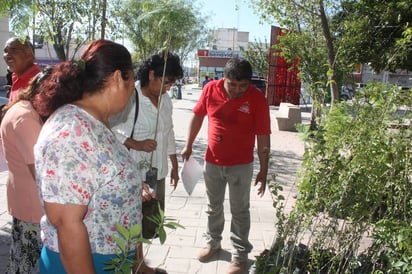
[340,85,354,101]
[251,77,266,94]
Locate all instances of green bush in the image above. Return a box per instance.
[254,83,412,273]
[298,83,411,222]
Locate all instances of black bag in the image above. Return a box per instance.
[142,198,162,239]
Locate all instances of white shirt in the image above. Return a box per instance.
[110,81,177,180]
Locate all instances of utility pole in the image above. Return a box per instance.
[232,28,235,57]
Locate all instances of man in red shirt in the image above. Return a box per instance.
[182,58,271,274]
[3,37,40,102]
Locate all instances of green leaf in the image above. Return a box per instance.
[116,224,130,240]
[158,227,167,244]
[129,224,142,238]
[112,236,126,253]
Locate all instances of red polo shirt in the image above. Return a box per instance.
[193,79,271,166]
[9,64,40,102]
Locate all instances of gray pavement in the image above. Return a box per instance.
[0,84,309,273]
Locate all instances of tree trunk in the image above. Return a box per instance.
[101,0,107,40]
[318,0,339,105]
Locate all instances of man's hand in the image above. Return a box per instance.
[140,139,157,152]
[254,171,267,197]
[181,146,192,161]
[170,167,179,189]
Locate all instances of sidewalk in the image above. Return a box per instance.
[0,84,308,273]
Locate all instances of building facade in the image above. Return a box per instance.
[197,28,249,84]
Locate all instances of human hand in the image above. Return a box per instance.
[142,183,156,202]
[141,139,157,152]
[254,171,267,197]
[169,167,179,190]
[181,146,192,161]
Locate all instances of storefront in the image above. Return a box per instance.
[197,49,243,85]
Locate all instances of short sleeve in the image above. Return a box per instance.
[193,88,208,117]
[14,112,42,164]
[254,95,271,135]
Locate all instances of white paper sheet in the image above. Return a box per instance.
[179,156,203,195]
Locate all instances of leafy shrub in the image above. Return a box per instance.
[254,83,412,273]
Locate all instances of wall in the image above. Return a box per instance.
[210,28,249,51]
[360,64,412,88]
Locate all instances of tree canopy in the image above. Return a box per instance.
[110,0,209,64]
[2,0,209,65]
[335,0,412,72]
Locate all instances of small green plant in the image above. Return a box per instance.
[146,202,184,244]
[104,203,184,273]
[104,223,148,274]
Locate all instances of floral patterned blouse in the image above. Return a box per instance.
[34,104,142,255]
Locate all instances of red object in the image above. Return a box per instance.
[197,49,209,57]
[267,26,301,106]
[193,79,271,166]
[9,64,41,102]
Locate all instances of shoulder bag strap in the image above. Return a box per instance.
[129,88,139,139]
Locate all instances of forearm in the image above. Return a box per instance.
[124,137,142,151]
[28,164,36,181]
[169,154,178,170]
[257,135,270,175]
[58,221,95,274]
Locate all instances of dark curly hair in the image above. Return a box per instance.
[1,66,53,123]
[33,40,133,118]
[137,51,184,87]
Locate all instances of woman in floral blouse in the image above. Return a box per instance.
[33,40,141,273]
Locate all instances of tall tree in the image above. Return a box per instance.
[241,38,269,78]
[114,0,209,64]
[2,0,115,61]
[251,0,341,107]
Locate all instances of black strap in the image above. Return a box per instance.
[129,88,139,139]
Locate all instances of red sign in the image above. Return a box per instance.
[197,49,209,57]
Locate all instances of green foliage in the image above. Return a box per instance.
[371,219,412,273]
[6,0,113,61]
[113,0,209,64]
[255,83,412,273]
[146,201,184,244]
[241,38,269,78]
[104,202,184,273]
[103,223,145,274]
[297,83,412,222]
[336,0,412,72]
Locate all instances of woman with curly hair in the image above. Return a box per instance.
[33,40,141,273]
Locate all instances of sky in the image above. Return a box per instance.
[197,0,274,42]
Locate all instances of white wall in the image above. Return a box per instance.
[210,28,249,51]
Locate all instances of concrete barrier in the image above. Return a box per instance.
[273,103,302,132]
